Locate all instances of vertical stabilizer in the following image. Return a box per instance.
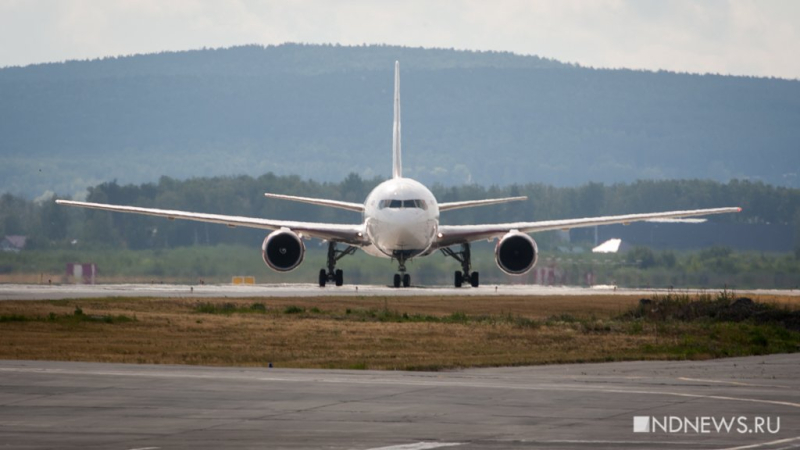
[392,61,402,179]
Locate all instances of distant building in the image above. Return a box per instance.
[1,236,27,253]
[532,265,564,285]
[66,263,98,285]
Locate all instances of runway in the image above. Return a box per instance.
[0,355,798,449]
[2,282,799,300]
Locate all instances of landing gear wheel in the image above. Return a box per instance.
[443,244,476,288]
[470,271,480,288]
[320,242,357,287]
[393,274,401,288]
[402,273,410,288]
[335,269,344,287]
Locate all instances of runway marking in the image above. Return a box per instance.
[718,436,800,450]
[679,377,793,390]
[363,442,462,450]
[257,377,800,410]
[532,440,699,446]
[126,447,160,450]
[509,439,800,450]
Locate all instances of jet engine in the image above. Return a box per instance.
[262,229,305,272]
[495,231,538,275]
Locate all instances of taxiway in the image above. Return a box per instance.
[0,355,798,449]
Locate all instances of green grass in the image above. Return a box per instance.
[1,310,136,325]
[641,323,800,359]
[283,305,305,314]
[194,302,272,315]
[622,291,800,330]
[0,314,29,323]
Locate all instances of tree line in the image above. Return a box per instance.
[2,173,798,252]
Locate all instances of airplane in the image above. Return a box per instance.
[57,62,741,288]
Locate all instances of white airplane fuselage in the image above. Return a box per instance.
[362,177,439,259]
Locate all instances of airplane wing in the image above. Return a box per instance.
[55,200,366,245]
[438,196,527,212]
[264,193,364,213]
[435,207,741,248]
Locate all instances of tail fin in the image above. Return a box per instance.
[392,61,402,179]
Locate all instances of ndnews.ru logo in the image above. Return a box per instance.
[634,416,780,434]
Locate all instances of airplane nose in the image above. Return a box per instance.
[370,217,432,253]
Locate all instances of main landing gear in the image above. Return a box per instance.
[440,243,479,288]
[392,253,411,288]
[319,242,356,287]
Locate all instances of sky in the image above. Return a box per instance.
[0,0,798,79]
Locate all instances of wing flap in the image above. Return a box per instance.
[56,200,366,244]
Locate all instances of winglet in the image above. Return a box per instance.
[392,61,402,179]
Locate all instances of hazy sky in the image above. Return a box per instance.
[1,0,798,78]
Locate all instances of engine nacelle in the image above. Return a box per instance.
[262,229,305,272]
[495,231,538,275]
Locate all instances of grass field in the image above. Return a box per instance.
[1,293,798,370]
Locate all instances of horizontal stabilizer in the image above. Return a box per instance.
[265,193,364,213]
[439,196,528,212]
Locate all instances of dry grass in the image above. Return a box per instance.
[0,274,64,284]
[1,294,798,370]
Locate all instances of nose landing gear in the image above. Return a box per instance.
[441,243,479,288]
[392,252,412,288]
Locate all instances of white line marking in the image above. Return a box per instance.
[259,377,800,410]
[537,440,698,445]
[127,447,160,450]
[719,436,800,450]
[362,443,461,450]
[679,377,793,390]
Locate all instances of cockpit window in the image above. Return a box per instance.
[379,199,428,210]
[404,199,428,209]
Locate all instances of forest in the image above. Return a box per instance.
[2,173,798,251]
[2,173,799,288]
[1,43,798,199]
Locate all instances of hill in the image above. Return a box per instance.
[1,43,798,198]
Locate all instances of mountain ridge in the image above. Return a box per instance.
[1,43,797,198]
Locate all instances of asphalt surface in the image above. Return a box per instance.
[1,355,798,449]
[2,283,798,300]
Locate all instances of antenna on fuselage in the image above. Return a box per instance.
[392,61,402,179]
